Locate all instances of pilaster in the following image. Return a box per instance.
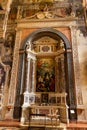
[8,30,22,117]
[70,26,85,120]
[70,26,83,105]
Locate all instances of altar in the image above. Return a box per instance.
[20,92,69,126]
[29,105,68,126]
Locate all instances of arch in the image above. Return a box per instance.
[21,27,71,50]
[14,27,77,122]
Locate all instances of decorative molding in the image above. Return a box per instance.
[17,20,77,29]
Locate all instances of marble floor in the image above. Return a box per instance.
[0,128,64,130]
[0,120,87,130]
[66,122,87,130]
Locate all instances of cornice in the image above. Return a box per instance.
[17,17,78,23]
[16,18,78,29]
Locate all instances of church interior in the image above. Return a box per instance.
[0,0,87,129]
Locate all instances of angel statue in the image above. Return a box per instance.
[26,41,32,51]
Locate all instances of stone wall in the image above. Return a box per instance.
[77,28,87,120]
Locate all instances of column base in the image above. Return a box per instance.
[22,103,31,108]
[20,117,25,124]
[21,105,30,125]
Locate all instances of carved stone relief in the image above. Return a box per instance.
[15,1,83,20]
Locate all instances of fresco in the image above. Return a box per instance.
[16,0,83,20]
[36,58,55,92]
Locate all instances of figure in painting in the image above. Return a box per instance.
[44,71,51,91]
[36,68,55,92]
[37,75,45,92]
[49,75,55,91]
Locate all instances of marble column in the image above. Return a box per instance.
[21,49,36,124]
[57,57,62,93]
[23,57,31,107]
[21,53,31,124]
[31,59,36,93]
[26,57,31,92]
[60,55,66,92]
[55,56,59,92]
[20,54,25,94]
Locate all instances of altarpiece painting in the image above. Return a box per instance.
[36,58,55,92]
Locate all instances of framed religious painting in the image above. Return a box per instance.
[41,93,48,104]
[36,58,55,92]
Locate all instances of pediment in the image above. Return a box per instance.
[32,36,64,53]
[34,36,58,45]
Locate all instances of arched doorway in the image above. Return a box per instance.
[14,28,77,122]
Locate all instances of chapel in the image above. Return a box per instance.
[0,0,87,127]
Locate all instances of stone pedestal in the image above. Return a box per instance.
[20,106,29,124]
[4,106,13,120]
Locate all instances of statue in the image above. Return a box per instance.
[26,41,32,51]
